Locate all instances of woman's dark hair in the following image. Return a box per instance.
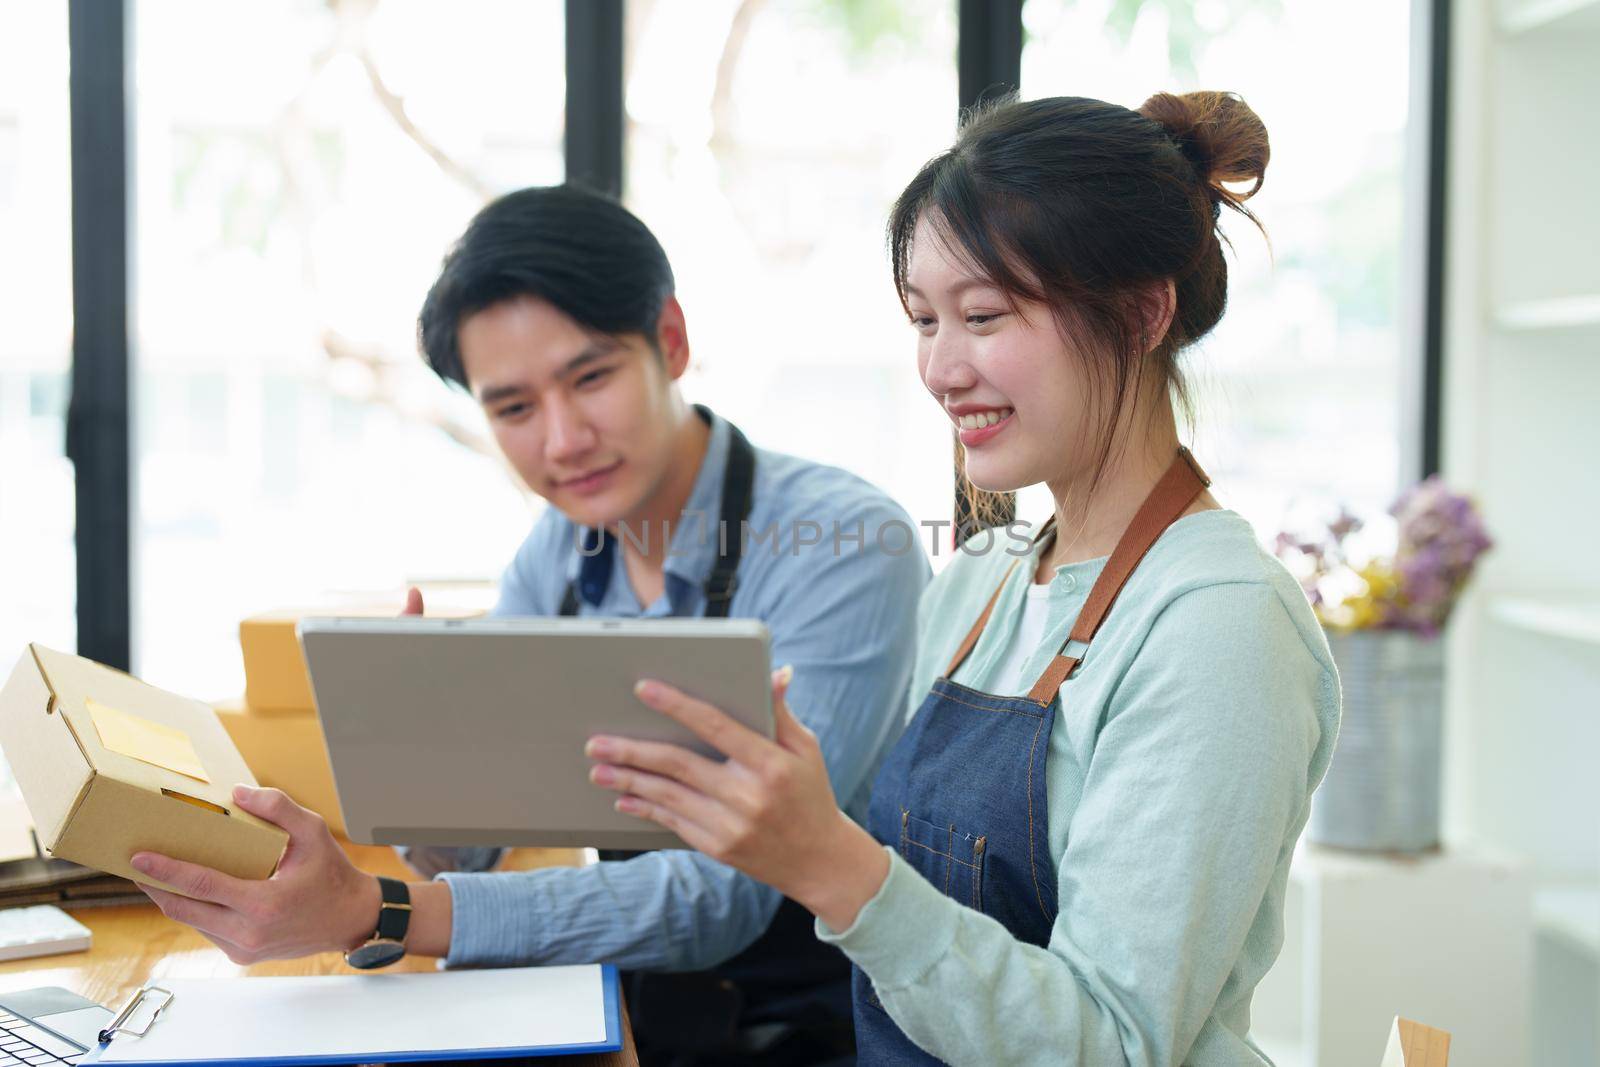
[418,185,676,389]
[889,91,1270,523]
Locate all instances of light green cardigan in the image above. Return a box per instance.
[819,509,1341,1065]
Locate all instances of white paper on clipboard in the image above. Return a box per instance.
[93,964,610,1064]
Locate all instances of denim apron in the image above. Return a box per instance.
[852,449,1210,1065]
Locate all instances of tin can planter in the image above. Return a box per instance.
[1309,630,1445,852]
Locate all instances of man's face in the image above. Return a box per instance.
[460,295,683,529]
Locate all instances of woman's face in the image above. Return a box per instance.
[905,216,1098,495]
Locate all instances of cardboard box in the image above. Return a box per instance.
[241,600,487,713]
[214,698,345,837]
[1380,1016,1451,1066]
[239,610,323,713]
[0,645,288,889]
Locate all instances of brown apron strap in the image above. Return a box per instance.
[943,560,1020,678]
[1027,654,1082,706]
[1024,447,1211,706]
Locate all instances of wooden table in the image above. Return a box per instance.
[0,843,637,1065]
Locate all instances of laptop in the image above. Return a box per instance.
[0,987,109,1066]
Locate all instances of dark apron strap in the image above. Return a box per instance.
[557,578,581,617]
[559,404,756,618]
[701,406,755,619]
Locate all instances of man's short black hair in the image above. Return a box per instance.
[417,184,676,390]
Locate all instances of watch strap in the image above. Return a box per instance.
[374,876,411,943]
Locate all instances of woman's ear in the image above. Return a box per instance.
[655,295,692,380]
[1135,280,1177,354]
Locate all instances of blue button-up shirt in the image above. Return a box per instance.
[439,409,930,971]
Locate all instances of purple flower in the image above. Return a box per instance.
[1329,508,1362,539]
[1275,478,1491,636]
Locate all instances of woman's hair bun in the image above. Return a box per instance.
[1139,90,1269,214]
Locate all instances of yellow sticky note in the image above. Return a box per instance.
[86,697,210,783]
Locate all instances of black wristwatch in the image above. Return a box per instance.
[344,876,410,970]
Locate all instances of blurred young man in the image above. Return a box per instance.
[130,185,928,1066]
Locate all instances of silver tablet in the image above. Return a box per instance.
[297,616,772,850]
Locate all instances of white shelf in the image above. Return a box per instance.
[1490,595,1600,646]
[1535,885,1600,957]
[1500,0,1600,34]
[1264,842,1532,1066]
[1494,293,1600,330]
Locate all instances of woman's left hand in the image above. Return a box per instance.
[585,667,889,932]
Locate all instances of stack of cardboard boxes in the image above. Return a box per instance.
[217,610,352,837]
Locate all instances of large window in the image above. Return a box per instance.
[623,0,1411,548]
[1022,0,1411,532]
[625,0,961,533]
[0,3,75,662]
[133,0,563,697]
[4,0,1433,687]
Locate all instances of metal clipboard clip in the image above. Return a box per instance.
[98,985,175,1044]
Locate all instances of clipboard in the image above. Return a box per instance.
[87,964,622,1064]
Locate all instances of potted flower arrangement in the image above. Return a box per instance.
[1274,476,1493,852]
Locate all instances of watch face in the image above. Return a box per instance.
[345,939,406,970]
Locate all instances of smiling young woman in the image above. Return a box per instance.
[588,90,1341,1066]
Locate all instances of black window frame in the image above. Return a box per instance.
[67,0,133,670]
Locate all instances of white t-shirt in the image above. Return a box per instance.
[989,580,1056,696]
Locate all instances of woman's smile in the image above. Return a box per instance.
[950,405,1015,446]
